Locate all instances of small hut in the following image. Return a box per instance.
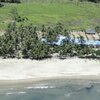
[85,29,96,35]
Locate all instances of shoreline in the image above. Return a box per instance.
[0,57,100,83]
[1,77,100,88]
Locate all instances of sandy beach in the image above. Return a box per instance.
[0,58,100,82]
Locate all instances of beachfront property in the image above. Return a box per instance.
[41,29,100,47]
[85,29,96,35]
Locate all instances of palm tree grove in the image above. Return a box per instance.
[0,0,100,59]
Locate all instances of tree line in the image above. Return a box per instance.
[0,0,100,3]
[0,9,99,59]
[79,0,100,3]
[0,0,20,3]
[0,21,99,59]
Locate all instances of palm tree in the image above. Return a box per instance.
[95,26,100,40]
[59,42,73,58]
[79,35,85,45]
[54,23,63,34]
[63,29,71,43]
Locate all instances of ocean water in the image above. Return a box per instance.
[0,79,100,100]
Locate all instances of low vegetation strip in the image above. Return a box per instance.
[0,0,100,30]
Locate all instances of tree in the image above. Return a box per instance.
[79,35,85,45]
[28,42,50,59]
[54,23,64,34]
[11,8,28,22]
[0,0,21,3]
[59,43,73,57]
[79,0,100,3]
[95,26,100,39]
[95,50,100,56]
[0,2,4,7]
[63,29,71,43]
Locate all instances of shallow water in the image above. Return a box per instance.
[0,80,100,100]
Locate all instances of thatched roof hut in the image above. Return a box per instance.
[85,29,96,35]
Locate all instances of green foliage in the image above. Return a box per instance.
[77,46,92,56]
[0,10,99,59]
[0,1,100,30]
[95,26,100,33]
[0,3,4,8]
[0,0,21,3]
[28,42,50,59]
[59,43,74,57]
[87,0,100,3]
[0,21,99,59]
[79,0,100,3]
[95,50,100,56]
[10,8,28,22]
[0,21,51,59]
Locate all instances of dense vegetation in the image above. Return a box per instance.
[21,0,100,3]
[80,0,100,3]
[0,0,20,3]
[0,1,100,59]
[0,22,99,59]
[0,23,51,59]
[0,10,99,59]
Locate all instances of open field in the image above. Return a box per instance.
[0,0,100,31]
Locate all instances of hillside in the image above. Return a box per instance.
[0,0,100,30]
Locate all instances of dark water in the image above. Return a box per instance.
[0,80,100,100]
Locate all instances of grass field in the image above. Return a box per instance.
[0,0,100,30]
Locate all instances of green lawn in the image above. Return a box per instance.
[0,1,100,30]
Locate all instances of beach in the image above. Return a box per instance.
[0,58,100,82]
[0,58,100,100]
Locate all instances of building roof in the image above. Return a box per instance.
[86,29,96,34]
[41,34,100,46]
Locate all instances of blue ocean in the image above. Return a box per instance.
[0,79,100,100]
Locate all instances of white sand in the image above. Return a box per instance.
[0,58,100,81]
